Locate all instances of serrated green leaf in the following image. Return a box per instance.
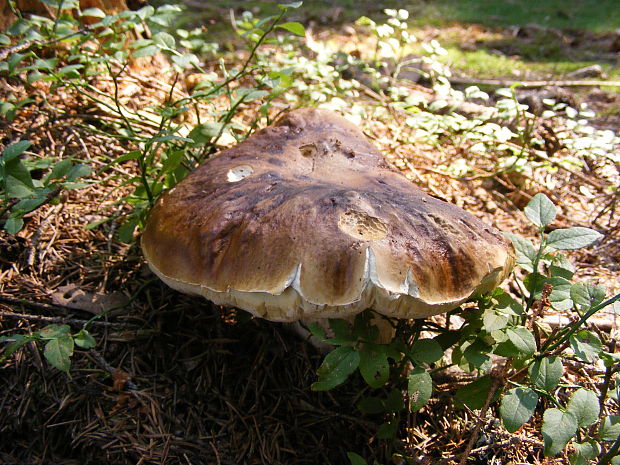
[500,387,538,433]
[346,452,367,465]
[529,357,563,391]
[542,408,578,456]
[547,227,603,250]
[567,389,599,428]
[570,330,602,363]
[44,336,74,372]
[506,327,536,357]
[410,338,443,364]
[277,21,305,36]
[311,345,360,391]
[407,367,432,411]
[600,416,620,441]
[359,344,389,388]
[524,193,557,228]
[74,329,96,349]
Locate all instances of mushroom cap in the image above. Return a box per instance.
[141,108,515,322]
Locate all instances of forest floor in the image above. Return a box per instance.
[1,2,619,464]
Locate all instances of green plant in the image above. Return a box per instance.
[0,324,95,372]
[1,0,305,240]
[0,140,91,233]
[309,193,619,464]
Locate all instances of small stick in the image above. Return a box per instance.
[0,310,128,328]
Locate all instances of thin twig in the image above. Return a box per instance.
[457,370,504,465]
[87,349,139,390]
[0,310,129,328]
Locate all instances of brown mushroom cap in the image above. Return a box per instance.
[141,108,515,322]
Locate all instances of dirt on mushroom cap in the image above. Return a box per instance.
[141,108,515,321]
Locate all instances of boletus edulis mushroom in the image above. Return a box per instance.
[141,108,515,340]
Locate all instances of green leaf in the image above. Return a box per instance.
[66,163,91,182]
[346,452,367,465]
[307,322,327,341]
[455,375,499,410]
[410,338,443,364]
[4,217,24,234]
[600,416,620,441]
[48,158,73,181]
[529,357,563,391]
[504,233,537,271]
[2,140,32,161]
[311,345,360,391]
[567,389,599,428]
[384,389,404,413]
[570,282,606,310]
[325,319,356,344]
[81,7,106,18]
[0,334,30,356]
[570,330,602,363]
[407,367,432,411]
[153,31,175,49]
[39,324,71,339]
[133,44,160,58]
[544,276,573,311]
[358,396,385,414]
[500,387,538,433]
[74,329,96,349]
[463,339,491,369]
[377,420,398,439]
[189,122,225,145]
[482,310,509,332]
[276,21,305,36]
[542,408,578,456]
[359,344,390,388]
[570,441,601,465]
[278,1,303,9]
[546,227,603,250]
[44,336,74,372]
[550,254,575,279]
[506,327,536,358]
[524,193,557,228]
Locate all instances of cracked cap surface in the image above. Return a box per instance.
[141,108,515,321]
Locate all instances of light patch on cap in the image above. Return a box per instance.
[227,165,253,182]
[338,210,388,241]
